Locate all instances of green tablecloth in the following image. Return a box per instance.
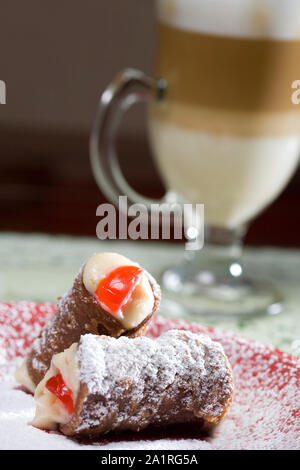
[0,232,299,357]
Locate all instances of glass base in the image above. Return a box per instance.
[160,255,283,318]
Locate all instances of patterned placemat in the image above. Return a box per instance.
[0,232,299,356]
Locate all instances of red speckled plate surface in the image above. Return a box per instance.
[0,302,299,450]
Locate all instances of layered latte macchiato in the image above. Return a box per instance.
[149,0,300,228]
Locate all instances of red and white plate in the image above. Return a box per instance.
[0,302,299,450]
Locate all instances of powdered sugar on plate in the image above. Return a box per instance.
[0,302,299,449]
[0,302,56,380]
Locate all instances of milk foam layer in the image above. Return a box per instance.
[149,119,300,228]
[157,0,300,39]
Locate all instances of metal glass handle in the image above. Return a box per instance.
[90,68,169,208]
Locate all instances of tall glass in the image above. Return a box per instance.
[90,0,300,317]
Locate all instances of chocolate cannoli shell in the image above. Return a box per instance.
[60,332,234,437]
[26,268,160,387]
[61,383,215,437]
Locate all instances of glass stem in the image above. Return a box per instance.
[183,225,247,281]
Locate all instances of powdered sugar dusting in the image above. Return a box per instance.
[148,317,300,450]
[0,302,299,449]
[0,302,56,379]
[78,335,106,394]
[76,330,233,433]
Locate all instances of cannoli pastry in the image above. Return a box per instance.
[15,252,161,392]
[32,330,234,436]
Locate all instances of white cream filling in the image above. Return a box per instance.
[15,360,36,394]
[32,343,80,430]
[83,252,154,329]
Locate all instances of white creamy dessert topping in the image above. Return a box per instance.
[32,343,80,430]
[83,252,154,329]
[15,359,36,394]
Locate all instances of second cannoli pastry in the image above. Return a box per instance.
[32,330,234,436]
[15,252,161,392]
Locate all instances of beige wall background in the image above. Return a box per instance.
[0,1,299,245]
[0,0,156,134]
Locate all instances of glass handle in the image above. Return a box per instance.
[90,68,169,208]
